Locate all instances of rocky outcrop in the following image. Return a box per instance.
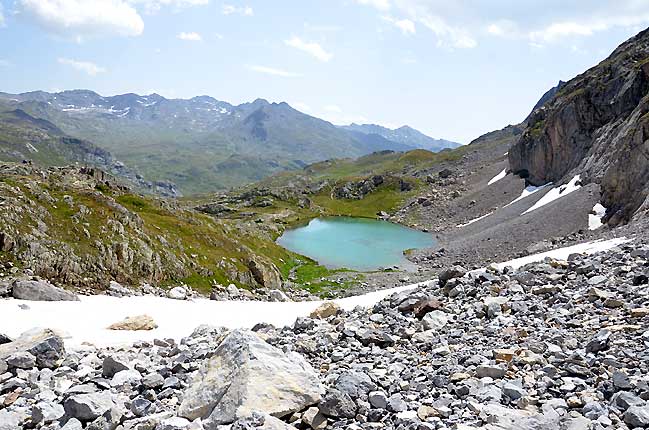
[333,175,384,200]
[11,279,79,301]
[509,28,649,224]
[178,329,323,426]
[246,256,282,290]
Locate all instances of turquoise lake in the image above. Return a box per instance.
[276,217,436,271]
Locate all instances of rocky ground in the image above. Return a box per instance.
[1,238,648,429]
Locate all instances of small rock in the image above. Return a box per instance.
[476,365,506,379]
[422,310,448,331]
[369,391,388,409]
[439,266,466,286]
[6,351,36,369]
[585,329,611,353]
[167,286,188,300]
[302,406,327,430]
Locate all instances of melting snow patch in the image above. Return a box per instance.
[521,175,581,215]
[456,211,495,227]
[487,168,507,185]
[504,183,551,208]
[481,237,630,273]
[0,237,631,348]
[589,203,607,230]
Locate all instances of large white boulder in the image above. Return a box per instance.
[178,329,323,426]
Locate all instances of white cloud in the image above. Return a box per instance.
[486,20,519,38]
[58,58,106,76]
[18,0,144,38]
[291,101,311,112]
[131,0,209,14]
[248,65,301,78]
[177,31,202,41]
[359,0,475,49]
[418,15,476,49]
[383,16,416,35]
[529,22,599,43]
[527,5,649,44]
[284,37,333,62]
[355,0,390,11]
[0,60,12,67]
[222,4,253,16]
[324,105,343,113]
[357,0,649,50]
[0,4,5,27]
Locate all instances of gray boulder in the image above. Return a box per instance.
[102,355,130,378]
[421,310,448,331]
[318,388,356,418]
[12,279,79,301]
[32,401,65,424]
[178,329,323,426]
[624,405,649,428]
[0,328,65,369]
[334,371,376,399]
[438,266,466,286]
[64,392,116,421]
[6,351,36,369]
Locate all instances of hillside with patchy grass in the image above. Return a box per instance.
[0,162,374,297]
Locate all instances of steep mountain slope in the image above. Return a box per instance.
[0,101,178,196]
[0,104,111,168]
[0,91,433,194]
[341,123,461,152]
[509,28,649,225]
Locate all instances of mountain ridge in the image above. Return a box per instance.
[340,122,462,152]
[0,89,459,194]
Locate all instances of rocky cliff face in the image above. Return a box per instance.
[509,28,649,225]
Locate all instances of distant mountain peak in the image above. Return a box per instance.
[340,123,460,153]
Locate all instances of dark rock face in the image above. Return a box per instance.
[509,28,649,224]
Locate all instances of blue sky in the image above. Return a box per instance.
[1,0,648,143]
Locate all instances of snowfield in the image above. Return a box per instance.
[589,203,607,230]
[0,237,630,348]
[522,175,582,215]
[504,183,551,208]
[456,211,495,228]
[487,168,507,185]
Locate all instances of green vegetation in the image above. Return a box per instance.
[311,182,418,218]
[530,119,545,138]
